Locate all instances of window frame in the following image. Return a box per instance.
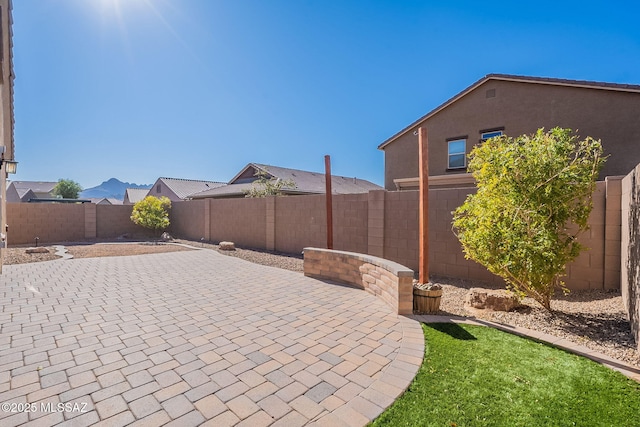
[447,138,467,170]
[479,127,505,143]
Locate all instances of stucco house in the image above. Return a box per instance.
[190,163,383,199]
[6,181,57,202]
[123,188,149,205]
[148,177,226,201]
[0,0,15,271]
[378,74,640,191]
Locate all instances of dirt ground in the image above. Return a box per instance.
[3,242,193,264]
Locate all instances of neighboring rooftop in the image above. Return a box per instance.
[123,188,149,205]
[6,181,58,203]
[191,163,383,199]
[154,177,226,200]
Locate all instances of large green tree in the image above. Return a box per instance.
[130,196,171,236]
[452,128,606,310]
[52,179,82,199]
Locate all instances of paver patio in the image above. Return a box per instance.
[0,249,423,426]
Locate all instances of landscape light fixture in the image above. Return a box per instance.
[0,146,17,174]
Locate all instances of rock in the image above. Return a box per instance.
[161,232,173,241]
[465,288,520,311]
[26,247,49,254]
[219,241,236,251]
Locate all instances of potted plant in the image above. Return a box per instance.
[413,282,443,314]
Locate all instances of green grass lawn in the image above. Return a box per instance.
[371,323,640,427]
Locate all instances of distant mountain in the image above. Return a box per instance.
[80,178,152,200]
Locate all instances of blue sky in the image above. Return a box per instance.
[11,0,640,189]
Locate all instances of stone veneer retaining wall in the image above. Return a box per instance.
[303,247,414,315]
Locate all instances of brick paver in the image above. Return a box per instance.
[0,248,424,425]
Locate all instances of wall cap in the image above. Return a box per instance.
[303,247,414,277]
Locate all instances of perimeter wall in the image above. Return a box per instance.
[2,178,625,294]
[5,174,637,348]
[167,181,620,292]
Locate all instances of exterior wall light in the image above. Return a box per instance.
[3,160,16,174]
[0,146,16,174]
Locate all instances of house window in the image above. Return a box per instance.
[480,128,504,142]
[156,184,161,194]
[447,139,466,169]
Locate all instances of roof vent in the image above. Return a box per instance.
[486,89,496,98]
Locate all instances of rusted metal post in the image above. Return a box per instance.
[419,127,429,283]
[325,155,333,249]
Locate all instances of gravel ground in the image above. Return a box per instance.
[3,240,637,367]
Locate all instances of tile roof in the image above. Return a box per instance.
[378,74,640,150]
[158,177,226,199]
[191,163,382,198]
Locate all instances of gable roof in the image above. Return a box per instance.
[191,163,383,199]
[89,197,123,205]
[157,177,226,199]
[124,188,149,204]
[8,181,57,200]
[377,74,640,150]
[9,181,57,193]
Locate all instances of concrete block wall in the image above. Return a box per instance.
[564,181,607,290]
[4,181,623,295]
[332,193,369,254]
[170,200,207,241]
[428,188,503,285]
[383,191,419,272]
[274,195,326,254]
[210,197,267,249]
[303,247,414,315]
[96,205,153,239]
[7,203,86,245]
[620,166,640,351]
[604,177,623,290]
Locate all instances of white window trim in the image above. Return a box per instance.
[447,139,467,169]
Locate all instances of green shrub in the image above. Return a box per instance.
[130,196,171,235]
[452,128,605,309]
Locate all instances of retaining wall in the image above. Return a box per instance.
[303,247,414,315]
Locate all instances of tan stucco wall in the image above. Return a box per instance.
[382,80,640,190]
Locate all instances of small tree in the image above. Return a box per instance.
[244,170,296,198]
[130,196,171,236]
[452,128,606,310]
[52,179,82,199]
